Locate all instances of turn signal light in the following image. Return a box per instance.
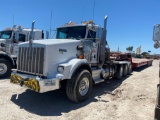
[79,55,84,59]
[18,26,21,29]
[89,20,93,24]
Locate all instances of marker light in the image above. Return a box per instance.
[5,28,10,30]
[79,55,84,59]
[89,20,93,24]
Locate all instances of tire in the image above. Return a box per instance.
[150,61,152,66]
[0,59,12,78]
[147,61,152,66]
[115,65,123,80]
[123,64,128,77]
[127,64,132,75]
[66,69,92,102]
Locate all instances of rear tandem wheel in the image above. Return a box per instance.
[115,65,123,80]
[127,64,132,75]
[123,64,128,77]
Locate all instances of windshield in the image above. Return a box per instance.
[0,31,12,39]
[56,26,86,40]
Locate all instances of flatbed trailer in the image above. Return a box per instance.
[132,58,153,68]
[110,52,153,69]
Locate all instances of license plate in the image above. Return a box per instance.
[44,80,55,86]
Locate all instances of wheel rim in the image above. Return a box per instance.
[0,63,7,75]
[79,77,89,96]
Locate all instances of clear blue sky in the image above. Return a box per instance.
[0,0,160,54]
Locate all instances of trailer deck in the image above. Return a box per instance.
[109,52,153,69]
[132,58,153,68]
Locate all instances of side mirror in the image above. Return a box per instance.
[153,24,160,41]
[14,32,19,43]
[153,24,160,48]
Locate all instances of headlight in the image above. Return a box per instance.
[57,66,64,73]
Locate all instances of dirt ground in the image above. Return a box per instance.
[0,60,159,120]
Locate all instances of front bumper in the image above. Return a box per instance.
[10,72,60,93]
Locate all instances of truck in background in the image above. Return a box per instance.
[10,16,152,102]
[152,24,160,120]
[0,21,44,78]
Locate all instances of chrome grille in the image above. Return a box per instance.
[17,47,45,75]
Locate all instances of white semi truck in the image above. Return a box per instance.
[152,24,160,120]
[0,21,44,78]
[10,16,132,102]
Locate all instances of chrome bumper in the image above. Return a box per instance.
[10,71,60,93]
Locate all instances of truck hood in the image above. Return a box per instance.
[19,39,81,47]
[18,39,82,78]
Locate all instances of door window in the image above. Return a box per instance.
[19,34,25,42]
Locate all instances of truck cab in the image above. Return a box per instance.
[0,27,44,57]
[56,20,106,65]
[0,23,44,78]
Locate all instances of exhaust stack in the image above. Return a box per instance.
[31,21,35,40]
[99,15,108,64]
[104,15,108,41]
[104,15,108,30]
[29,21,35,47]
[46,30,49,39]
[12,25,16,30]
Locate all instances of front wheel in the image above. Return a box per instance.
[66,69,92,102]
[0,59,12,78]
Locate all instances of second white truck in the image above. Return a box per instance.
[0,21,44,78]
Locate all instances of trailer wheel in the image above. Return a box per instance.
[0,59,12,78]
[123,64,128,77]
[66,69,92,102]
[128,64,132,75]
[149,61,152,66]
[115,65,123,80]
